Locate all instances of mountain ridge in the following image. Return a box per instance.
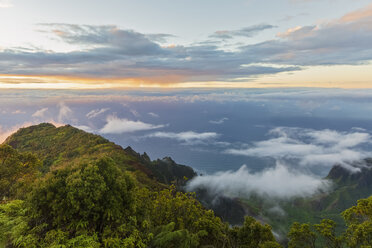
[4,123,196,188]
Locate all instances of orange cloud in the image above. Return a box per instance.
[0,74,188,89]
[340,3,372,23]
[0,122,33,143]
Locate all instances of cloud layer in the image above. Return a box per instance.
[147,131,219,145]
[32,108,49,118]
[187,162,330,199]
[100,116,166,134]
[1,3,372,85]
[210,24,276,39]
[226,127,371,171]
[0,0,12,8]
[86,108,109,119]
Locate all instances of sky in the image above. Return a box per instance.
[2,1,372,199]
[1,0,372,88]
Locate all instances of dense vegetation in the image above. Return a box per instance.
[0,124,371,247]
[232,159,372,238]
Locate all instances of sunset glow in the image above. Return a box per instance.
[0,0,371,89]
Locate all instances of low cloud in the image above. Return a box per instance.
[58,102,73,123]
[74,125,94,133]
[86,108,109,119]
[209,117,228,124]
[100,116,165,134]
[32,108,48,118]
[147,131,219,145]
[148,112,159,118]
[130,109,140,118]
[0,126,11,143]
[11,110,25,115]
[226,127,371,171]
[187,162,330,199]
[0,122,33,143]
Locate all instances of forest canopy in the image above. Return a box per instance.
[0,124,371,248]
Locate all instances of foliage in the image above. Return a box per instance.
[0,156,283,247]
[0,200,31,247]
[149,186,231,247]
[288,196,372,248]
[314,219,343,248]
[0,144,40,201]
[288,222,316,248]
[29,157,136,232]
[4,123,194,188]
[230,216,281,248]
[342,196,372,248]
[152,222,199,248]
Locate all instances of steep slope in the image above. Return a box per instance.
[4,123,195,188]
[322,159,372,212]
[0,124,284,248]
[234,161,372,236]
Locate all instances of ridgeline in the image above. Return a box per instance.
[0,123,371,247]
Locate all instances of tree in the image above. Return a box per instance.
[0,144,40,201]
[288,222,316,248]
[23,157,153,247]
[342,196,372,248]
[152,222,199,248]
[314,219,343,248]
[233,216,281,248]
[149,186,230,247]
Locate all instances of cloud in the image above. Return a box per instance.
[39,23,165,56]
[11,110,25,115]
[340,3,372,23]
[0,0,12,8]
[0,126,11,143]
[225,127,371,171]
[145,33,175,43]
[100,116,165,134]
[1,3,372,85]
[147,131,219,145]
[32,107,48,118]
[249,3,372,66]
[187,162,330,199]
[58,102,73,123]
[74,125,94,133]
[210,24,276,39]
[130,109,140,118]
[0,23,300,84]
[209,117,228,124]
[0,122,33,143]
[86,108,109,119]
[148,112,159,118]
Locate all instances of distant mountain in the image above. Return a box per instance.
[1,123,371,247]
[4,123,196,188]
[1,123,285,247]
[4,123,371,232]
[191,159,372,239]
[213,160,372,237]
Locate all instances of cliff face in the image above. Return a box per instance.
[4,123,196,187]
[327,159,372,189]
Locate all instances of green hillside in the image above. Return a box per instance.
[0,123,283,247]
[4,123,195,188]
[0,123,371,247]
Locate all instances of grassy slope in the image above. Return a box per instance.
[4,123,195,189]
